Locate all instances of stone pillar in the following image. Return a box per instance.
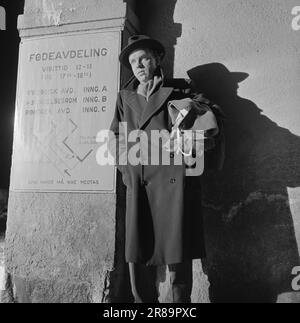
[5,0,138,303]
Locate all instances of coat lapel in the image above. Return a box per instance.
[122,86,174,129]
[139,87,173,129]
[123,90,142,115]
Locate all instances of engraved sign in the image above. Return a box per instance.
[10,31,120,192]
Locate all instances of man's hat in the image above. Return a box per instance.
[187,63,249,85]
[119,35,165,69]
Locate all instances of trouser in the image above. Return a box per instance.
[128,261,193,303]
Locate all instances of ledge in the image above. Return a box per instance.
[18,4,138,38]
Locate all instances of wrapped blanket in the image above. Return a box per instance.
[164,97,219,158]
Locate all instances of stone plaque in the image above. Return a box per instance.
[10,31,120,192]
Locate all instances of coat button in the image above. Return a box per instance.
[142,180,149,186]
[170,178,176,184]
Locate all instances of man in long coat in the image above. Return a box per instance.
[109,35,224,303]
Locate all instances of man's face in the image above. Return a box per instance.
[128,48,160,84]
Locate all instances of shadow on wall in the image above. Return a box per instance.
[116,0,300,303]
[135,0,182,78]
[188,63,300,303]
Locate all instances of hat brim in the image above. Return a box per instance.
[119,39,165,69]
[230,72,249,83]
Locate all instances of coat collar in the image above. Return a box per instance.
[122,76,173,129]
[139,86,173,129]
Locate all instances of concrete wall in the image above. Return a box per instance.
[137,0,300,303]
[4,0,136,303]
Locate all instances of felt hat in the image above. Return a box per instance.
[119,35,165,69]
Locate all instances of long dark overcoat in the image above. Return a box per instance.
[110,77,223,266]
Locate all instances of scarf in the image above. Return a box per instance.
[137,68,163,101]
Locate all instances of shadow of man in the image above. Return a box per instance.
[187,63,300,303]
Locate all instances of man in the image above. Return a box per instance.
[110,35,223,303]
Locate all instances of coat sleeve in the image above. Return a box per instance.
[109,92,128,174]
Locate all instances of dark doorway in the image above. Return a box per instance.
[0,0,24,190]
